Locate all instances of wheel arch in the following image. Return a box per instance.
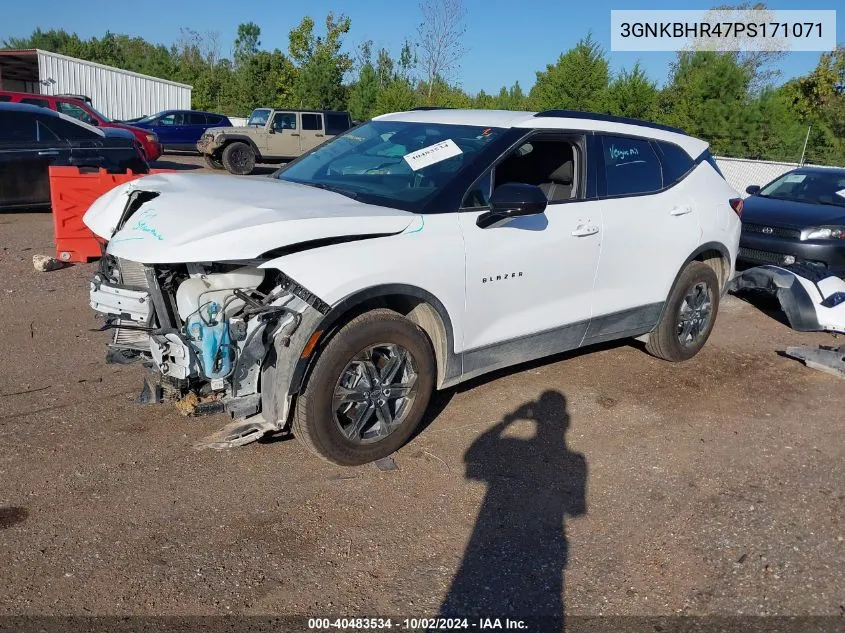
[289,284,460,395]
[216,135,261,158]
[653,241,731,326]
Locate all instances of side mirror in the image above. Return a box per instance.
[746,185,761,195]
[476,183,547,229]
[268,126,276,134]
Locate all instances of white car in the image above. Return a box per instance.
[84,108,742,465]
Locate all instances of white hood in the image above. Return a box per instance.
[83,173,414,264]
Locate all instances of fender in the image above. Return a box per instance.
[217,135,261,157]
[288,283,461,395]
[655,241,732,324]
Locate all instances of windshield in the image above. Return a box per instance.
[248,108,271,127]
[276,120,506,211]
[760,170,845,207]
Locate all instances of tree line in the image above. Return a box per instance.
[3,5,844,165]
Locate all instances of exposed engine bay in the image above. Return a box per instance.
[89,254,327,446]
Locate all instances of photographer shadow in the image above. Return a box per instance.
[439,391,587,628]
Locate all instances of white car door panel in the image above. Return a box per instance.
[459,199,603,353]
[590,135,700,323]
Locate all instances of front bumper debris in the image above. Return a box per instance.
[89,276,153,323]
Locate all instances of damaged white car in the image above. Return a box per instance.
[84,108,741,465]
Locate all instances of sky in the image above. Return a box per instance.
[1,0,842,94]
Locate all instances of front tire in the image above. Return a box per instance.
[645,261,720,362]
[221,142,256,175]
[204,154,224,170]
[293,309,435,466]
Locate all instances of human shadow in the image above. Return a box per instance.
[439,391,587,629]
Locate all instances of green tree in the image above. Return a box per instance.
[233,22,261,67]
[603,63,659,120]
[348,62,380,121]
[529,34,609,112]
[288,13,352,109]
[660,51,753,155]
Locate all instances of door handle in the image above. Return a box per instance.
[38,150,59,156]
[571,225,599,237]
[290,133,300,136]
[315,133,324,137]
[670,206,693,216]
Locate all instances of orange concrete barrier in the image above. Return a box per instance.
[48,167,174,263]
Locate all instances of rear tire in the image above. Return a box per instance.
[204,154,224,170]
[221,142,256,175]
[293,309,435,466]
[645,261,720,362]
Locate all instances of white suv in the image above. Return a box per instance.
[84,108,742,465]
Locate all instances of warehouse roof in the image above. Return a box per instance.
[0,49,192,89]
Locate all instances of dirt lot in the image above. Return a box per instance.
[1,156,843,624]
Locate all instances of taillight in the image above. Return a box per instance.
[729,198,743,217]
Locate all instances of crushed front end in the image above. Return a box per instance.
[89,254,326,447]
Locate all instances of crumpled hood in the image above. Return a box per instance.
[83,173,414,264]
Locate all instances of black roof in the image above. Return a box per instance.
[534,110,687,135]
[792,165,845,176]
[0,101,61,115]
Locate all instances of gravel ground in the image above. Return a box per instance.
[0,157,843,624]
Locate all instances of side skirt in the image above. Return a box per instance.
[444,302,663,388]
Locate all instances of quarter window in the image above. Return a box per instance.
[325,113,351,135]
[655,141,694,186]
[302,113,323,131]
[601,135,662,196]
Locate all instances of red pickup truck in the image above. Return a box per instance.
[0,91,162,161]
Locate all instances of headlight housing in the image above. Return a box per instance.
[802,226,845,240]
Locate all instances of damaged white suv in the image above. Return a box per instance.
[84,108,741,465]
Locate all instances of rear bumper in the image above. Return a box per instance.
[738,232,845,276]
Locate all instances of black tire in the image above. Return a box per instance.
[645,261,720,362]
[293,309,435,466]
[203,154,224,170]
[221,142,256,175]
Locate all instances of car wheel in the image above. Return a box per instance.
[292,309,435,466]
[204,154,224,170]
[645,261,720,362]
[221,142,256,175]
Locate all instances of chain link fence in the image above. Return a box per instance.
[714,156,843,196]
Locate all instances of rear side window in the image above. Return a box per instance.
[302,113,323,131]
[38,116,98,140]
[655,141,694,186]
[325,113,351,135]
[187,112,207,125]
[22,97,49,108]
[0,95,11,102]
[600,135,662,196]
[0,111,37,142]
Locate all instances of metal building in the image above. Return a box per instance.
[0,49,192,121]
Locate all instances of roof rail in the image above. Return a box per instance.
[534,110,687,135]
[410,106,454,111]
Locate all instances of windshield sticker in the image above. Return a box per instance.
[403,139,463,171]
[783,173,806,183]
[837,189,845,199]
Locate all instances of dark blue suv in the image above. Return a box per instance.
[131,110,232,152]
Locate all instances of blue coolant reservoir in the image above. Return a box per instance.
[186,302,233,379]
